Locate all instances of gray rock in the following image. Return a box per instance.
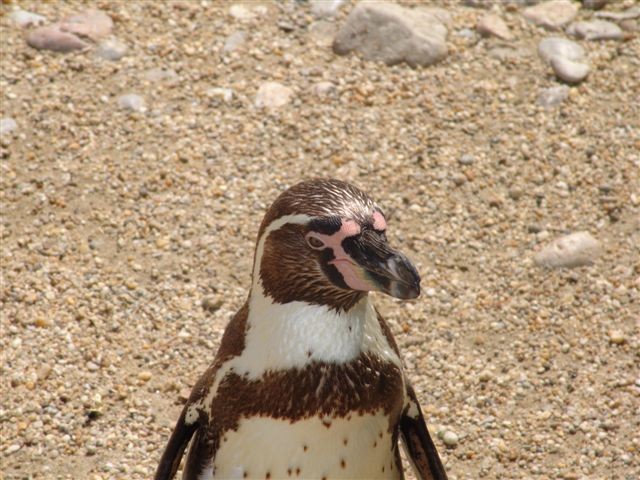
[595,6,640,21]
[310,0,345,19]
[118,94,146,112]
[9,10,47,28]
[523,0,580,30]
[582,0,608,10]
[537,85,570,107]
[550,56,590,83]
[0,118,17,136]
[27,25,89,53]
[538,37,585,64]
[458,154,475,165]
[534,231,601,268]
[60,9,113,41]
[567,20,624,40]
[255,82,294,109]
[477,13,513,40]
[96,38,127,61]
[333,2,448,67]
[312,81,337,97]
[223,31,247,54]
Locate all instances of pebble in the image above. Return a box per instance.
[537,85,570,108]
[567,20,624,41]
[26,25,89,53]
[442,430,459,447]
[95,38,128,61]
[138,371,153,382]
[333,2,448,67]
[206,88,234,103]
[538,37,585,64]
[595,6,640,22]
[60,9,113,41]
[311,81,337,97]
[523,0,580,30]
[6,444,21,455]
[477,13,513,40]
[117,94,146,112]
[229,4,258,22]
[550,56,590,84]
[311,0,345,19]
[458,154,475,165]
[0,118,17,136]
[223,31,247,54]
[534,231,601,269]
[608,330,626,345]
[582,0,609,9]
[254,82,294,109]
[144,68,179,83]
[9,9,47,28]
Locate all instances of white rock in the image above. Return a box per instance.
[118,94,146,112]
[534,231,601,268]
[96,38,127,61]
[477,13,513,40]
[206,88,234,103]
[567,20,624,40]
[0,118,17,136]
[9,10,47,28]
[333,1,448,67]
[255,82,294,109]
[442,431,459,447]
[312,81,337,97]
[538,37,585,64]
[595,7,640,21]
[523,0,580,30]
[608,330,626,345]
[550,56,590,83]
[311,0,345,19]
[228,4,264,22]
[223,31,247,53]
[537,85,570,108]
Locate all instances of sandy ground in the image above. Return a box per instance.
[1,1,639,479]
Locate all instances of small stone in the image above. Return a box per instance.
[311,81,337,97]
[6,444,21,455]
[538,37,585,64]
[255,82,294,109]
[96,38,127,61]
[223,30,247,53]
[523,0,580,30]
[567,20,624,40]
[144,68,179,83]
[458,154,475,165]
[477,13,513,40]
[35,317,52,328]
[27,25,89,53]
[550,56,590,84]
[229,4,255,21]
[333,2,448,67]
[608,330,626,345]
[0,118,17,136]
[309,20,337,47]
[118,94,146,112]
[311,0,345,19]
[595,6,640,22]
[534,231,601,269]
[206,88,234,103]
[202,296,223,313]
[87,361,100,371]
[60,9,113,41]
[9,10,47,28]
[443,431,459,447]
[537,85,570,107]
[582,0,608,10]
[138,371,152,382]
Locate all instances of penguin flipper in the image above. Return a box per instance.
[155,407,198,480]
[400,384,448,480]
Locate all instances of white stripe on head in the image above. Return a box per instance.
[251,214,312,294]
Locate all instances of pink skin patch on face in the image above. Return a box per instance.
[372,210,386,231]
[309,219,373,292]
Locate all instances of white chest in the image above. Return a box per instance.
[203,412,400,480]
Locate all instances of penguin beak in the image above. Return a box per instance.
[342,230,421,299]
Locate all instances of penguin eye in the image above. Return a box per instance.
[306,234,325,250]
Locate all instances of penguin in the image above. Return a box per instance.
[156,178,448,480]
